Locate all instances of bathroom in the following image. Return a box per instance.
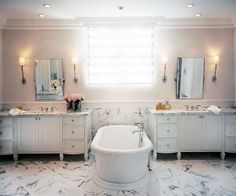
[0,0,236,195]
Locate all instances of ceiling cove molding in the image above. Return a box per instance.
[3,17,234,29]
[0,18,6,29]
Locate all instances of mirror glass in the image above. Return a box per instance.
[176,57,205,99]
[35,59,64,100]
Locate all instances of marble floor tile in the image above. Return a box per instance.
[0,153,236,196]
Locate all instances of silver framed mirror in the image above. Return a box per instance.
[176,57,205,99]
[35,58,64,100]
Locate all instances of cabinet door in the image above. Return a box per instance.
[180,115,201,151]
[17,117,38,152]
[202,115,222,150]
[38,117,60,152]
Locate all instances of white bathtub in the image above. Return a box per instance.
[91,125,153,186]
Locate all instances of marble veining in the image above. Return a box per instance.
[0,153,236,196]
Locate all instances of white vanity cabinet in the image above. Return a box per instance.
[148,112,180,159]
[16,116,61,157]
[180,114,223,158]
[224,114,236,156]
[62,114,91,161]
[0,117,16,160]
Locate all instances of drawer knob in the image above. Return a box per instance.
[166,144,170,147]
[72,131,75,134]
[167,118,170,121]
[166,129,170,133]
[72,145,75,148]
[71,119,74,122]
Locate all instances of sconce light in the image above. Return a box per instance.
[212,55,219,83]
[162,56,167,82]
[19,57,26,84]
[72,56,78,82]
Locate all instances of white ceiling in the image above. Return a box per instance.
[0,0,236,27]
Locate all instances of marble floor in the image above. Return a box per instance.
[0,153,236,196]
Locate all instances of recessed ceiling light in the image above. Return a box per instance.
[118,6,124,10]
[195,13,202,17]
[39,14,45,18]
[43,4,50,8]
[187,4,195,8]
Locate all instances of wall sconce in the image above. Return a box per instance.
[212,55,219,83]
[19,57,26,84]
[72,56,78,82]
[162,56,167,82]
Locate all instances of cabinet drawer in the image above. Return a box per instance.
[225,115,236,123]
[0,141,13,154]
[225,124,236,136]
[0,118,13,126]
[63,117,84,126]
[0,127,13,139]
[157,139,178,152]
[63,139,84,154]
[158,115,178,124]
[63,126,84,139]
[158,124,178,137]
[225,137,236,152]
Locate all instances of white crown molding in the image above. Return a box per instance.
[0,17,6,29]
[2,17,234,29]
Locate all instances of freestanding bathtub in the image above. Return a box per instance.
[91,125,153,188]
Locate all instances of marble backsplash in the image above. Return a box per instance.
[1,99,235,137]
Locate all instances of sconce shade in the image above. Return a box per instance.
[72,56,78,64]
[162,56,167,64]
[19,57,25,66]
[214,55,219,64]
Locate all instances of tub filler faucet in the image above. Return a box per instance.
[133,122,144,148]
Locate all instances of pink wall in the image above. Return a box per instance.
[2,28,235,102]
[0,30,2,102]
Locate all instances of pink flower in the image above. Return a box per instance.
[64,93,85,102]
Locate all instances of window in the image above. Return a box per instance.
[87,27,154,85]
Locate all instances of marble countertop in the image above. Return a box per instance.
[0,110,92,117]
[149,108,236,115]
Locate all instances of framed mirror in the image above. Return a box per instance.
[35,59,64,100]
[176,57,205,99]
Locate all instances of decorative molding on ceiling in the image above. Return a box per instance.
[0,18,6,29]
[2,17,234,29]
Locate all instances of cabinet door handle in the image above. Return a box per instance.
[0,131,2,135]
[166,144,170,147]
[166,118,170,121]
[72,131,75,134]
[35,117,38,120]
[71,119,74,122]
[0,145,2,150]
[72,145,75,148]
[0,120,2,123]
[39,117,41,120]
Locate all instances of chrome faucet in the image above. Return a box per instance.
[133,122,144,148]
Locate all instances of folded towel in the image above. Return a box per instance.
[207,105,221,114]
[9,108,26,116]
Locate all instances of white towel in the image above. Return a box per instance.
[207,105,221,114]
[9,108,26,116]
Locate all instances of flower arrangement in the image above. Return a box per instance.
[64,93,85,112]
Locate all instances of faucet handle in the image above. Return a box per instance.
[50,106,57,112]
[196,104,201,110]
[184,105,189,110]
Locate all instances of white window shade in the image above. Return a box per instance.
[87,27,154,85]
